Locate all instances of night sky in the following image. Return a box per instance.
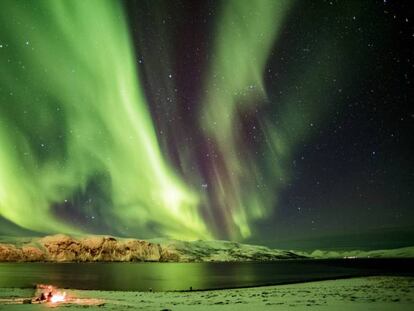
[0,0,413,250]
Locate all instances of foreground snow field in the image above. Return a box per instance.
[0,276,413,310]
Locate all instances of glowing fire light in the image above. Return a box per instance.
[50,292,66,303]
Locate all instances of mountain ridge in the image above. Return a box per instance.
[0,234,413,262]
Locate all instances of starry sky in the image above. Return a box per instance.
[0,0,413,249]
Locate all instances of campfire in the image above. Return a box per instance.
[50,292,66,303]
[0,284,105,307]
[35,284,67,304]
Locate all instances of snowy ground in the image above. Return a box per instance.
[0,276,413,310]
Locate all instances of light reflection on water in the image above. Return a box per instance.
[0,259,412,291]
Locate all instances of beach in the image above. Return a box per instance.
[1,276,413,310]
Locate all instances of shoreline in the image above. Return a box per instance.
[1,276,413,310]
[0,273,407,293]
[1,258,414,292]
[1,256,413,264]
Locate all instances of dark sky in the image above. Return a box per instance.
[256,0,414,249]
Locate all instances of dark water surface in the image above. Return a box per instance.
[0,259,413,291]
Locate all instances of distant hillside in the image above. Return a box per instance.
[149,238,304,262]
[298,246,414,259]
[0,234,305,262]
[0,235,412,262]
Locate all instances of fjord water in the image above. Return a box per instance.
[0,259,413,291]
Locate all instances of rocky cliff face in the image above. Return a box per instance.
[0,244,45,261]
[0,234,306,262]
[40,234,162,262]
[0,234,162,262]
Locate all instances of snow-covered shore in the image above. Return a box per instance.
[0,276,413,310]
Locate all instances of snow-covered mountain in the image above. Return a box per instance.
[0,234,412,262]
[150,238,305,262]
[297,246,414,259]
[0,234,304,262]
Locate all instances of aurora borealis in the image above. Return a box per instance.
[0,0,208,239]
[0,0,413,247]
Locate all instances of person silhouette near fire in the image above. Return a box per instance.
[46,291,53,302]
